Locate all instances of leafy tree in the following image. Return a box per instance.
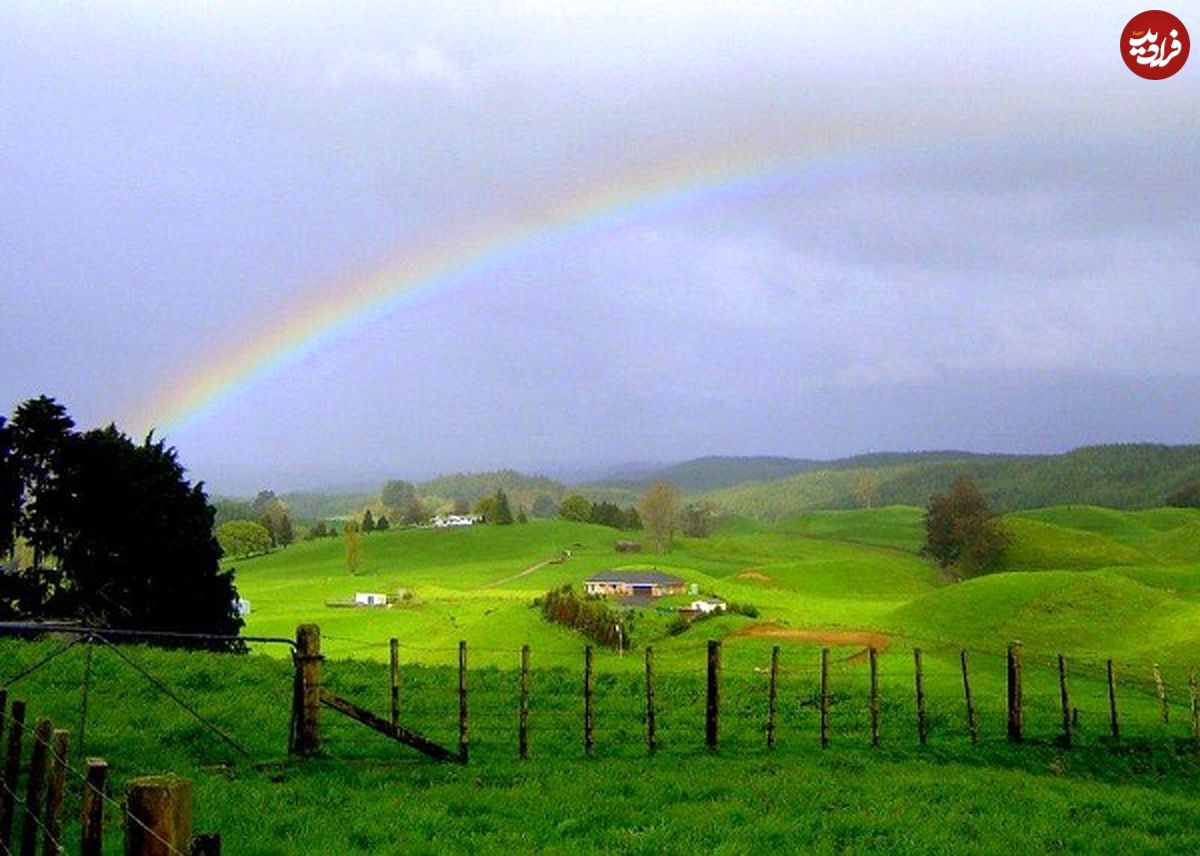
[211,497,256,529]
[361,509,376,533]
[216,520,272,558]
[922,476,1012,576]
[855,471,881,509]
[474,495,498,522]
[381,479,416,514]
[623,506,643,530]
[402,497,428,525]
[558,494,593,522]
[516,507,528,524]
[0,417,20,558]
[344,520,360,575]
[451,498,470,516]
[531,494,559,518]
[308,520,329,539]
[640,481,682,553]
[680,501,719,538]
[1167,482,1200,508]
[256,495,293,547]
[376,514,390,531]
[493,490,514,525]
[590,500,625,529]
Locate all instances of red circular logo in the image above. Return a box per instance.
[1122,10,1189,79]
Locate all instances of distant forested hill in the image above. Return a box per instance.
[701,444,1200,521]
[418,469,567,510]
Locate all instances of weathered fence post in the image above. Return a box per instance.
[21,717,53,856]
[960,650,978,745]
[1153,664,1169,725]
[818,648,830,749]
[291,624,322,756]
[458,641,469,764]
[767,646,779,750]
[125,774,192,856]
[1057,654,1072,748]
[868,647,880,747]
[706,641,721,751]
[80,758,107,856]
[583,646,594,756]
[43,728,69,856]
[389,638,400,729]
[0,699,26,849]
[914,648,927,745]
[644,647,656,755]
[79,639,94,759]
[1107,659,1120,740]
[1006,642,1023,743]
[518,645,530,760]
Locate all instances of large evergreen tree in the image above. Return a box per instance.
[0,397,243,648]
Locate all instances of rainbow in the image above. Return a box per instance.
[131,139,899,437]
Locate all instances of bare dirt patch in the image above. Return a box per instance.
[728,623,891,655]
[736,569,772,582]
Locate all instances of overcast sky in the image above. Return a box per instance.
[2,2,1198,493]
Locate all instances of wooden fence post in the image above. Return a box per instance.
[458,641,469,764]
[1107,659,1120,740]
[767,646,779,750]
[1006,642,1023,743]
[869,647,880,747]
[960,650,978,745]
[78,640,94,760]
[914,649,927,745]
[389,638,400,729]
[0,699,26,849]
[1153,664,1169,725]
[518,645,530,760]
[583,646,594,757]
[644,647,656,755]
[43,728,69,856]
[292,624,322,755]
[191,833,221,855]
[1057,654,1072,748]
[80,758,107,856]
[20,718,53,856]
[818,648,830,749]
[706,641,721,751]
[125,774,192,856]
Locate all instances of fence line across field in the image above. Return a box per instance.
[305,626,1200,762]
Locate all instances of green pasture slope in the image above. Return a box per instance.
[6,505,1200,853]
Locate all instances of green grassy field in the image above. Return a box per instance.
[5,505,1200,853]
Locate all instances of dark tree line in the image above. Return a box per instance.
[537,585,627,648]
[0,396,243,648]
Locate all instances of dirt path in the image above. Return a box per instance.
[727,623,891,655]
[482,558,556,589]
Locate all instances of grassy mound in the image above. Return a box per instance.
[1003,517,1150,571]
[775,505,925,553]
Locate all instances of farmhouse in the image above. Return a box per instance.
[432,514,479,528]
[584,570,686,599]
[354,592,388,607]
[689,597,727,614]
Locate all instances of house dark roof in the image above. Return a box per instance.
[586,570,685,586]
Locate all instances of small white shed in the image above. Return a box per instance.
[354,592,388,607]
[689,597,727,614]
